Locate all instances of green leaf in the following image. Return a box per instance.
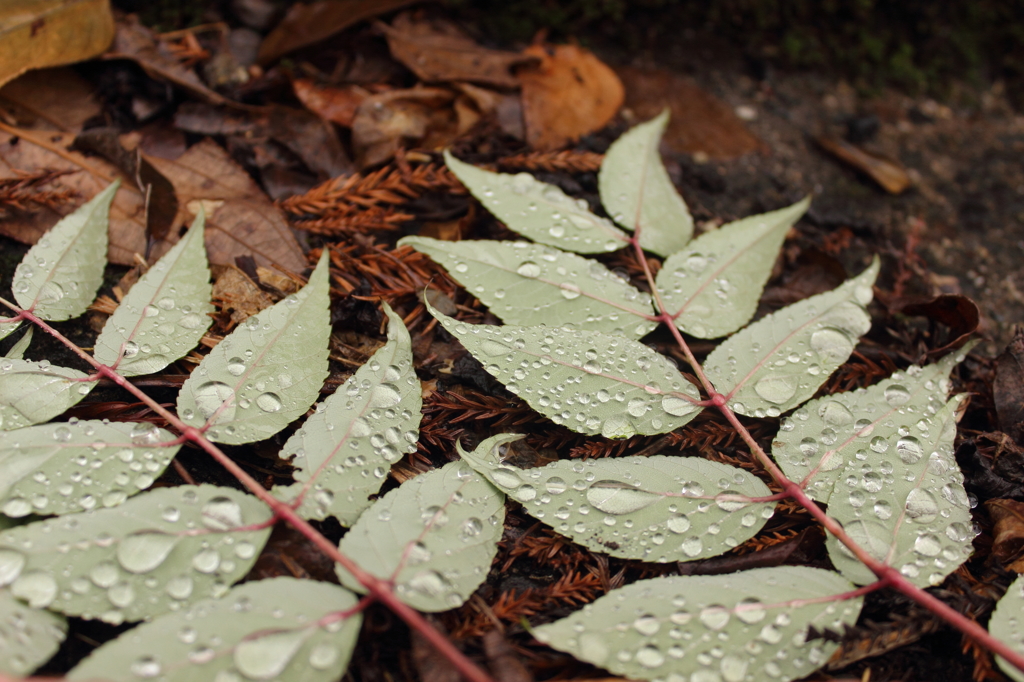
[0,318,22,343]
[599,110,693,257]
[0,588,66,676]
[336,459,504,612]
[12,181,118,321]
[459,435,773,562]
[704,257,879,418]
[825,395,974,587]
[773,344,974,503]
[0,420,182,518]
[429,306,701,438]
[444,151,629,254]
[988,575,1024,682]
[68,577,361,682]
[401,237,657,339]
[533,566,863,682]
[94,212,214,377]
[273,303,421,526]
[0,484,272,624]
[0,358,95,431]
[656,198,810,338]
[4,327,32,359]
[177,251,331,444]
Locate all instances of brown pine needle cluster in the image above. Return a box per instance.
[497,150,605,174]
[0,169,76,211]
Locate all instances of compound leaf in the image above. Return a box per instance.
[336,459,504,612]
[533,566,863,682]
[0,589,66,676]
[599,110,692,257]
[826,395,974,587]
[445,151,629,254]
[12,181,118,321]
[0,358,95,431]
[4,327,32,359]
[989,575,1024,682]
[704,257,879,418]
[68,577,361,682]
[177,251,331,444]
[0,420,181,518]
[0,485,272,624]
[656,198,809,339]
[401,237,657,339]
[459,435,774,562]
[273,303,421,526]
[773,344,974,503]
[94,212,214,377]
[429,306,701,438]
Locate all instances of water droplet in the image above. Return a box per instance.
[559,283,581,300]
[226,357,246,376]
[667,516,691,534]
[753,374,797,405]
[586,481,662,514]
[896,436,923,464]
[178,313,204,329]
[869,436,889,453]
[721,654,749,682]
[309,642,339,669]
[545,477,567,495]
[479,340,511,357]
[130,423,160,445]
[202,497,244,530]
[736,597,767,624]
[662,395,694,417]
[810,328,854,364]
[408,569,448,596]
[714,492,748,512]
[681,536,702,557]
[873,500,892,519]
[130,656,162,678]
[914,533,942,557]
[0,549,26,586]
[633,614,661,636]
[819,400,855,426]
[699,605,731,630]
[193,382,235,420]
[516,262,541,278]
[884,384,912,407]
[108,582,135,607]
[905,489,939,523]
[635,645,665,669]
[166,575,193,599]
[37,281,64,304]
[256,392,283,413]
[90,562,120,588]
[11,571,57,608]
[117,531,178,573]
[491,468,523,489]
[192,549,221,573]
[234,630,307,680]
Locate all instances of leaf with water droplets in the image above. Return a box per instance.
[459,435,773,562]
[656,198,810,339]
[599,110,692,257]
[0,319,22,343]
[704,257,879,418]
[12,181,118,321]
[336,458,504,612]
[773,344,975,503]
[68,577,360,682]
[0,420,181,518]
[533,565,863,682]
[825,395,974,587]
[177,251,331,444]
[0,358,96,431]
[401,237,657,339]
[0,484,272,624]
[428,305,701,438]
[273,303,421,526]
[94,213,214,377]
[444,151,629,254]
[988,575,1024,682]
[4,327,32,360]
[0,588,66,676]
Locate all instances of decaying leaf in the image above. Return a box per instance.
[988,499,1024,572]
[518,44,624,151]
[0,0,114,89]
[292,78,369,127]
[351,87,454,167]
[995,327,1024,444]
[0,67,101,133]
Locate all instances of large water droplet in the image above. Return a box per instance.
[667,516,691,534]
[635,645,665,668]
[117,531,178,573]
[226,357,246,376]
[408,569,448,596]
[819,400,855,426]
[192,549,221,574]
[896,436,923,464]
[699,605,731,630]
[586,481,662,514]
[178,313,204,329]
[11,570,58,608]
[914,533,942,557]
[714,492,748,512]
[810,328,854,364]
[193,382,236,420]
[753,375,797,405]
[884,384,912,407]
[905,489,939,524]
[308,643,339,670]
[202,497,244,530]
[633,613,661,636]
[721,654,749,682]
[681,536,702,557]
[516,262,541,278]
[233,630,307,680]
[662,395,694,417]
[736,597,766,624]
[0,549,26,586]
[130,656,162,678]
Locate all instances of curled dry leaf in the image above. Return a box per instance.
[518,44,624,151]
[379,13,530,88]
[898,293,980,356]
[995,327,1024,444]
[351,87,455,168]
[987,499,1024,572]
[0,0,114,89]
[292,78,369,127]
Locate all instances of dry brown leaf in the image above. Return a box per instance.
[146,139,306,273]
[213,265,276,325]
[350,87,454,167]
[0,126,149,264]
[517,44,623,151]
[0,67,101,133]
[257,0,419,65]
[291,78,369,127]
[105,14,228,106]
[0,0,114,89]
[995,327,1024,445]
[379,13,530,89]
[617,65,765,159]
[987,499,1024,572]
[815,135,911,194]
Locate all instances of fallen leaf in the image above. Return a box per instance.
[412,626,461,682]
[0,67,101,133]
[147,139,306,273]
[518,44,623,151]
[987,499,1024,572]
[995,327,1024,445]
[379,12,530,88]
[257,0,419,65]
[292,78,369,127]
[616,65,765,159]
[0,0,114,89]
[483,630,534,682]
[815,135,911,194]
[105,14,228,106]
[350,87,454,167]
[898,294,980,355]
[212,264,276,325]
